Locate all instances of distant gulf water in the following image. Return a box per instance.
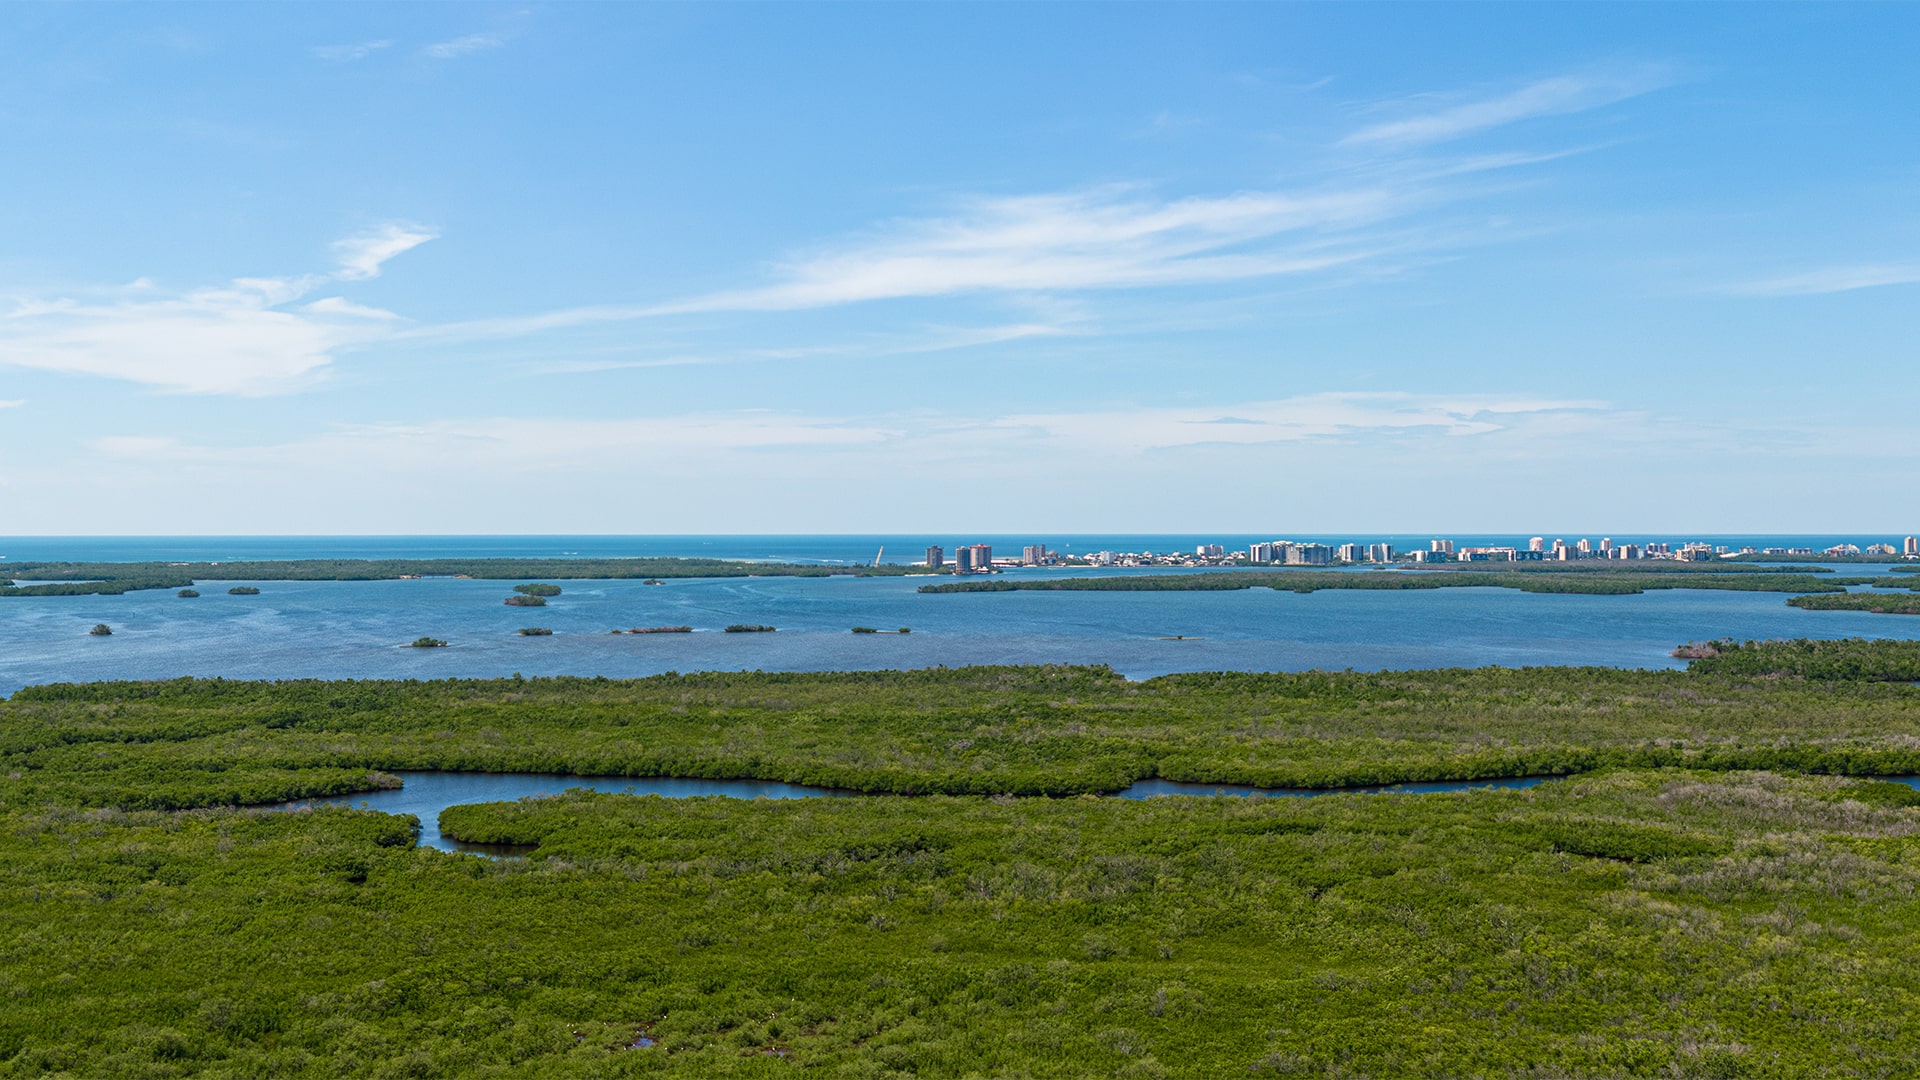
[4,565,1918,696]
[1,534,1913,566]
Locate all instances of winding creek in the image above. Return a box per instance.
[281,771,1559,854]
[279,770,1920,856]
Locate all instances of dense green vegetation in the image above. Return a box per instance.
[518,628,554,636]
[177,588,200,598]
[0,569,196,597]
[1789,593,1920,615]
[921,569,1864,596]
[408,638,448,649]
[227,586,260,596]
[1680,638,1920,682]
[86,623,111,637]
[5,769,1920,1076]
[514,583,564,597]
[724,624,777,633]
[504,595,548,607]
[7,641,1920,811]
[5,642,1920,1075]
[624,626,693,634]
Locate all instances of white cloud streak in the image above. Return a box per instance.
[313,40,392,62]
[1343,67,1673,147]
[424,34,504,60]
[332,224,438,281]
[986,393,1605,453]
[0,399,23,409]
[406,184,1410,345]
[0,224,434,394]
[84,393,1601,477]
[1730,263,1920,297]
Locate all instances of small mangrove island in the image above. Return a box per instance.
[176,588,199,598]
[503,594,547,607]
[1789,592,1920,615]
[626,626,694,634]
[516,627,553,636]
[407,637,449,648]
[512,583,563,597]
[723,624,777,633]
[86,623,112,636]
[227,586,260,595]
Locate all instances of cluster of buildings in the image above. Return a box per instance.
[921,535,1920,574]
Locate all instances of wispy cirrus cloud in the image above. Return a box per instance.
[986,393,1607,452]
[1729,263,1920,297]
[407,183,1411,344]
[424,33,505,60]
[1343,65,1674,147]
[312,40,391,62]
[83,393,1606,475]
[0,399,24,409]
[0,224,434,394]
[332,224,437,281]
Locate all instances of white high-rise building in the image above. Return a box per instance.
[1907,536,1918,556]
[1248,542,1275,564]
[1430,539,1454,554]
[1529,537,1545,552]
[1366,543,1394,564]
[1337,543,1362,563]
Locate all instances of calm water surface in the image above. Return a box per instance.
[4,570,1918,694]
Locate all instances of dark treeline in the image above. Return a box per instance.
[920,570,1862,596]
[0,557,925,597]
[1788,593,1920,615]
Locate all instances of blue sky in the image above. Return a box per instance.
[2,4,1916,534]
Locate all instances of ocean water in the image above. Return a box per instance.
[4,566,1917,696]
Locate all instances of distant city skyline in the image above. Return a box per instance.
[1,5,1916,533]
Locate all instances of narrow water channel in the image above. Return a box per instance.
[281,771,1561,854]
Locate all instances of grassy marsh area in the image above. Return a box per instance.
[5,770,1920,1076]
[6,641,1920,807]
[5,641,1920,1076]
